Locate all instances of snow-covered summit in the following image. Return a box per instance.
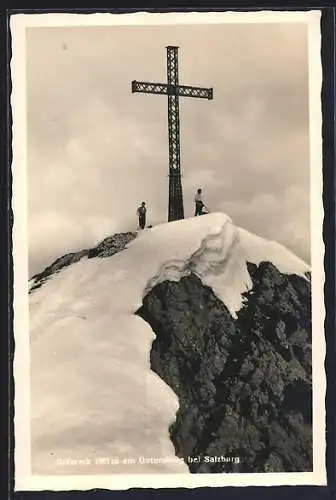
[30,212,309,321]
[29,212,310,475]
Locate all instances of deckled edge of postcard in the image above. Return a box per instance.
[10,9,326,491]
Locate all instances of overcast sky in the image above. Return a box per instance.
[26,21,310,276]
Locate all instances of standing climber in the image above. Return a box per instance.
[194,188,208,216]
[137,201,147,230]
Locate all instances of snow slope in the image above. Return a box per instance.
[29,213,309,475]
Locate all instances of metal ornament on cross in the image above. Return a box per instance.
[131,46,213,222]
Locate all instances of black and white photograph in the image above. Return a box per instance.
[11,10,325,490]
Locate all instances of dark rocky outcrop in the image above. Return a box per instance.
[86,232,137,259]
[29,232,137,292]
[136,261,312,473]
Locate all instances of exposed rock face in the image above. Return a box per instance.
[30,232,137,292]
[136,261,312,473]
[86,232,137,259]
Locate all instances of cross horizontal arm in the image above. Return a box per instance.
[132,80,213,100]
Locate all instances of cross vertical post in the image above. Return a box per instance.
[166,47,183,221]
[131,46,213,223]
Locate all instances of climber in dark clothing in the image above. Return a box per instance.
[137,201,147,230]
[194,188,207,216]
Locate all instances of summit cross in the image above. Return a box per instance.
[131,46,213,222]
